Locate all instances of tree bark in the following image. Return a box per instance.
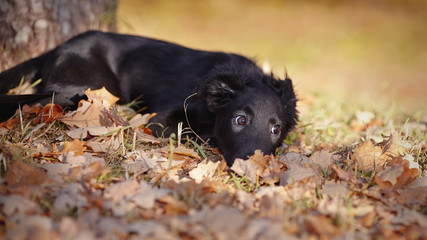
[0,0,117,71]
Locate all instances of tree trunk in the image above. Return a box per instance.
[0,0,117,71]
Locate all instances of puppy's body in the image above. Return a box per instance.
[0,31,297,165]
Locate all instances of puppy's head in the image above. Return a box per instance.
[198,63,298,166]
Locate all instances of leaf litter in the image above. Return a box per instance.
[0,89,426,239]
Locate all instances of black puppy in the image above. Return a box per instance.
[0,31,297,165]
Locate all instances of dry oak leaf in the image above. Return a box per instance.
[352,141,388,171]
[4,215,55,240]
[204,207,248,240]
[60,138,86,156]
[396,187,427,207]
[280,163,321,186]
[36,103,64,123]
[4,160,54,186]
[64,161,109,182]
[124,149,184,174]
[161,145,200,161]
[308,150,333,168]
[53,183,89,213]
[321,181,350,199]
[231,150,285,184]
[61,100,104,128]
[85,87,119,107]
[158,194,189,215]
[0,194,41,217]
[374,157,419,199]
[129,113,156,128]
[189,160,221,183]
[305,215,341,239]
[0,103,43,129]
[67,126,112,139]
[331,165,357,183]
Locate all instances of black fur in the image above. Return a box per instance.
[0,31,297,165]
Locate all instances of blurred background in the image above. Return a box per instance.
[117,0,426,116]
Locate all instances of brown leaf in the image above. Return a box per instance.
[204,207,248,239]
[280,151,309,165]
[35,103,64,124]
[396,187,427,207]
[161,145,200,161]
[135,128,161,144]
[321,181,350,199]
[129,113,156,128]
[53,183,89,213]
[352,141,387,171]
[305,215,341,238]
[64,161,109,183]
[189,160,221,183]
[158,195,189,215]
[374,156,419,198]
[280,163,321,186]
[308,150,333,168]
[61,100,104,128]
[0,116,20,129]
[4,160,54,186]
[0,194,41,217]
[231,150,286,184]
[104,180,140,203]
[85,87,119,107]
[60,139,86,156]
[0,103,43,129]
[331,165,357,183]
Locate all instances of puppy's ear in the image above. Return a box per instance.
[264,75,297,102]
[198,79,237,112]
[264,75,298,130]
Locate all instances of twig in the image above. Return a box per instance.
[183,93,206,144]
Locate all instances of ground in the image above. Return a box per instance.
[0,87,425,239]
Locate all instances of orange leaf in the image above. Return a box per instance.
[85,87,119,107]
[36,104,64,123]
[352,141,388,171]
[61,100,104,127]
[60,139,86,156]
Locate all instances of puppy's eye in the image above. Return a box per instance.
[271,125,281,135]
[234,115,248,126]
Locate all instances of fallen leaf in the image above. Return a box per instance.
[280,163,321,186]
[64,161,109,183]
[374,156,419,198]
[60,139,86,156]
[352,141,387,171]
[162,145,200,161]
[321,181,350,199]
[204,207,248,239]
[308,150,333,168]
[0,194,41,216]
[158,194,189,215]
[61,100,104,128]
[305,215,341,238]
[38,163,73,183]
[280,152,309,165]
[85,87,119,107]
[4,160,54,186]
[53,183,89,212]
[231,150,286,184]
[129,113,156,128]
[189,160,221,183]
[135,128,161,143]
[37,103,64,123]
